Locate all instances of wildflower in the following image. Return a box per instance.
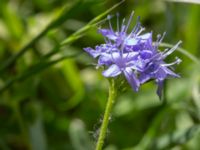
[84,12,181,99]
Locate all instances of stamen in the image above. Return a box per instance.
[125,11,134,33]
[96,17,108,27]
[162,41,182,58]
[103,37,111,44]
[159,32,166,43]
[157,34,161,38]
[154,34,161,49]
[121,18,126,33]
[127,16,141,39]
[154,32,166,49]
[156,34,161,42]
[163,48,169,53]
[116,12,120,33]
[136,27,145,36]
[131,16,141,35]
[161,57,182,67]
[107,15,114,32]
[147,51,162,63]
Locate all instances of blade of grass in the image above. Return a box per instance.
[42,0,125,59]
[165,0,200,4]
[60,0,125,46]
[0,0,125,92]
[0,0,124,74]
[0,0,81,74]
[0,52,81,93]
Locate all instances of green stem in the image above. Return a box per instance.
[95,79,116,150]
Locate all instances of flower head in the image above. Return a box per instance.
[84,12,181,99]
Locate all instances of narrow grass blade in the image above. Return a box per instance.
[165,0,200,4]
[0,52,81,93]
[60,0,125,46]
[0,0,81,73]
[0,0,125,92]
[0,0,124,74]
[43,0,125,60]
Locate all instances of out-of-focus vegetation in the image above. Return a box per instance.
[0,0,200,150]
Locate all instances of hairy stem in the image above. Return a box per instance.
[95,79,116,150]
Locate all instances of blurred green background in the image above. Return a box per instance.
[0,0,200,150]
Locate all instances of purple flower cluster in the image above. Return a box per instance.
[84,12,181,99]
